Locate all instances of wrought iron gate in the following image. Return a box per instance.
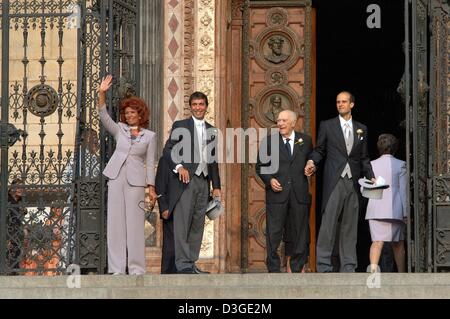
[0,0,139,275]
[429,0,450,272]
[404,0,450,272]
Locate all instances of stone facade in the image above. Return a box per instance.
[163,0,218,265]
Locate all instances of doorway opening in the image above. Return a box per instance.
[314,0,405,271]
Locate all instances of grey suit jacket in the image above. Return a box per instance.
[162,117,221,214]
[99,106,156,186]
[365,155,407,220]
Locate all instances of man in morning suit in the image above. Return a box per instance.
[155,156,177,274]
[256,110,313,273]
[163,91,221,274]
[304,91,375,272]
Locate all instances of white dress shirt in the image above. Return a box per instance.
[339,115,353,139]
[282,130,295,156]
[174,116,206,173]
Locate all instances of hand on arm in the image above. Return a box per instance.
[304,160,316,176]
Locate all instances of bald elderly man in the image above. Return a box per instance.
[256,110,313,273]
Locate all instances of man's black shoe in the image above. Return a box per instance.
[178,268,197,274]
[194,265,210,274]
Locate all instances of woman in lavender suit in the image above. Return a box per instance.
[366,134,407,273]
[98,75,157,275]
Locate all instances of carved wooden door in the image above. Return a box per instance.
[242,1,316,272]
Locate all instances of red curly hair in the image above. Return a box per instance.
[119,96,150,128]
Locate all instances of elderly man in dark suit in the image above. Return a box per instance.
[305,91,375,272]
[163,91,221,274]
[256,110,313,273]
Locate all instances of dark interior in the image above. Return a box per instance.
[314,0,405,271]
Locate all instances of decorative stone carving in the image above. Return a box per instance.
[196,0,215,125]
[264,94,284,123]
[254,27,303,70]
[196,0,215,258]
[201,13,212,26]
[248,98,256,118]
[249,40,256,58]
[266,7,288,27]
[165,0,183,134]
[200,218,214,258]
[118,77,136,99]
[183,0,195,118]
[253,86,305,128]
[231,0,244,19]
[435,176,450,203]
[248,207,267,248]
[265,35,290,64]
[265,70,288,86]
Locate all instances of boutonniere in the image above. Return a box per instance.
[356,129,364,140]
[210,128,218,140]
[294,138,304,146]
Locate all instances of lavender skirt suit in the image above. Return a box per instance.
[99,106,156,274]
[365,154,407,242]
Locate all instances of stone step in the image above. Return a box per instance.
[0,274,449,298]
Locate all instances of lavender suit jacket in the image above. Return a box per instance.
[365,154,407,220]
[99,106,156,186]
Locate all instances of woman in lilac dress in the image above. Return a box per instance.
[365,134,407,273]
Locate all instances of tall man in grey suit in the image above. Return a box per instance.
[256,110,313,273]
[305,91,375,272]
[163,91,221,274]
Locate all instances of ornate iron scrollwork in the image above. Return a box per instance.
[26,84,59,117]
[7,123,26,147]
[396,72,406,105]
[118,77,136,99]
[27,221,56,252]
[417,69,429,108]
